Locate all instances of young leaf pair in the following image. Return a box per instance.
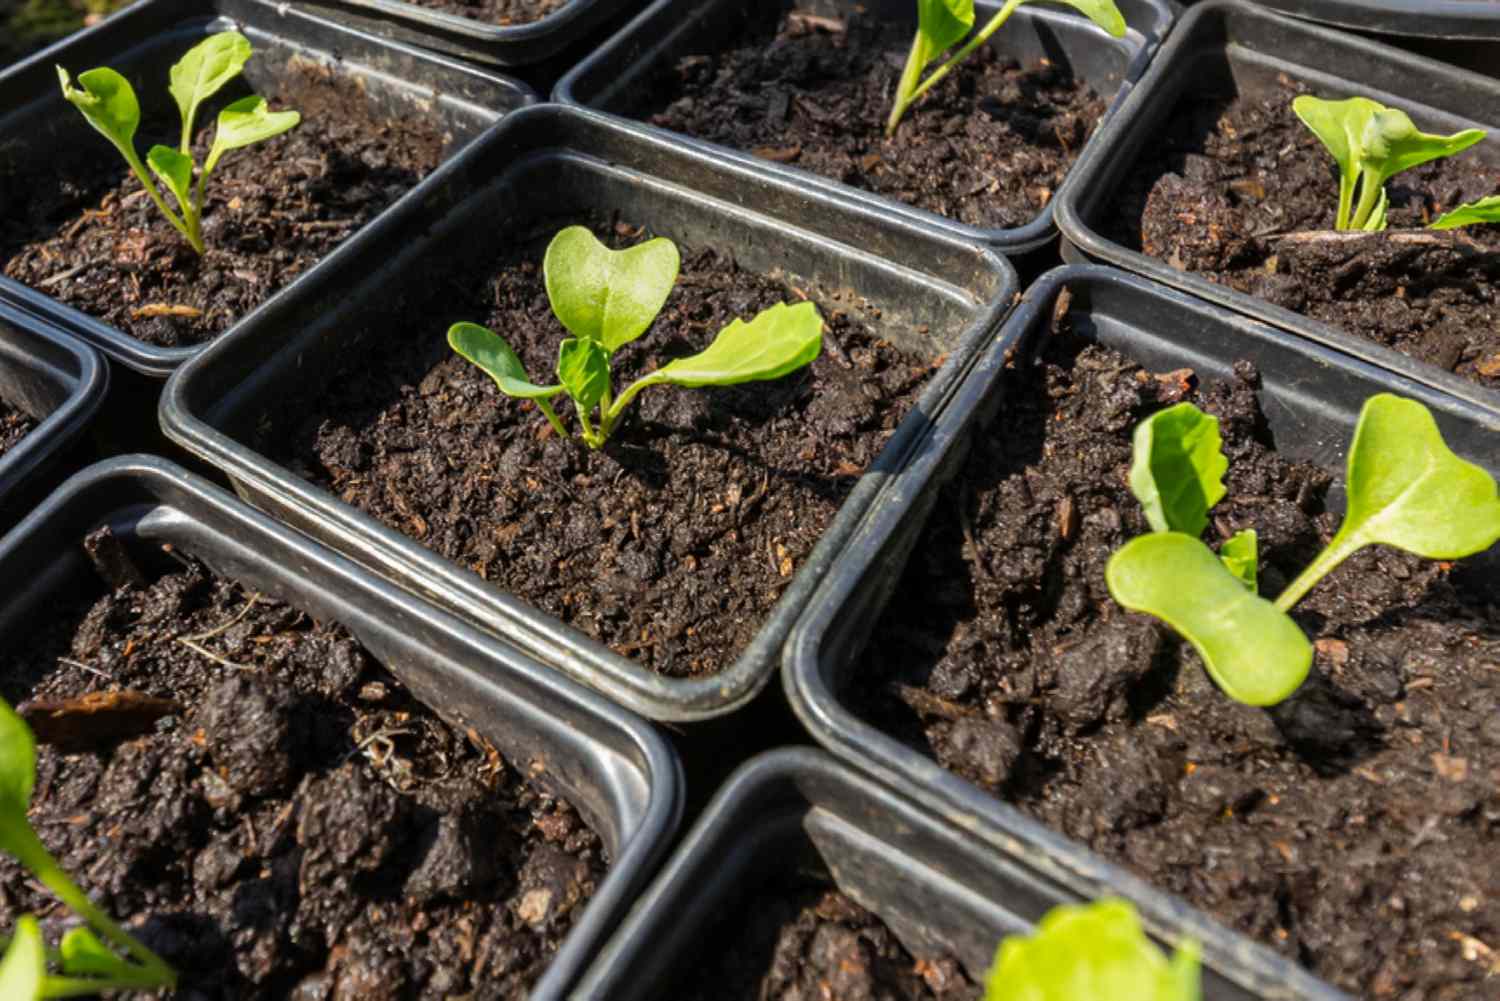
[1293,95,1499,232]
[0,698,177,997]
[1107,394,1500,706]
[449,227,824,450]
[984,898,1199,1001]
[886,0,1126,136]
[58,31,299,254]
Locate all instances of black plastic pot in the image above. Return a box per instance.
[0,303,109,527]
[291,0,637,68]
[553,0,1176,256]
[1248,0,1500,40]
[0,0,536,381]
[1054,0,1500,415]
[571,747,1336,1000]
[0,455,682,1000]
[784,262,1500,1001]
[160,102,1017,723]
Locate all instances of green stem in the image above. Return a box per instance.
[2,823,175,987]
[1335,170,1356,230]
[1348,168,1384,232]
[903,0,1023,110]
[574,400,604,449]
[604,373,665,431]
[1273,529,1366,612]
[885,29,931,137]
[118,144,203,254]
[534,397,569,440]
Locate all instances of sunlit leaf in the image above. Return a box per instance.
[205,95,299,174]
[557,337,609,412]
[0,916,44,1001]
[642,301,823,387]
[1430,194,1500,230]
[544,226,680,353]
[1127,402,1227,537]
[447,322,562,400]
[1219,529,1258,591]
[169,31,251,150]
[146,145,193,216]
[57,65,140,156]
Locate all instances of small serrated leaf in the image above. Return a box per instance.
[557,337,610,412]
[146,145,193,215]
[1108,533,1311,706]
[447,323,562,400]
[1127,402,1227,537]
[1219,529,1258,591]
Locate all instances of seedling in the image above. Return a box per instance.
[1107,394,1500,706]
[984,898,1200,1000]
[57,31,299,254]
[0,696,177,997]
[449,226,824,449]
[1291,95,1500,231]
[885,0,1125,137]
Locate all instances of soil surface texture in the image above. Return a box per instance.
[273,218,930,679]
[0,401,38,458]
[1,61,449,349]
[0,540,605,998]
[1111,76,1500,390]
[630,7,1106,230]
[678,877,978,1000]
[402,0,567,25]
[856,313,1500,997]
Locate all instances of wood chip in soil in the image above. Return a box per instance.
[0,60,450,348]
[853,316,1500,997]
[0,551,605,998]
[271,217,932,679]
[628,6,1105,230]
[1111,75,1500,389]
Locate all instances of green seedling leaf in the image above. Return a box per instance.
[642,301,823,387]
[146,145,193,215]
[169,31,251,152]
[558,337,610,412]
[0,698,35,818]
[1277,394,1500,608]
[1293,95,1485,230]
[57,65,140,155]
[1046,0,1127,37]
[917,0,975,62]
[1108,533,1312,706]
[1430,194,1500,230]
[0,916,44,1001]
[1127,402,1227,536]
[205,95,300,174]
[1219,529,1258,591]
[544,226,680,353]
[447,323,562,400]
[983,898,1200,1001]
[59,926,133,978]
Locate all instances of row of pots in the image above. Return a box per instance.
[2,0,1498,998]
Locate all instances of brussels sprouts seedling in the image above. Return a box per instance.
[1291,95,1490,232]
[886,0,1125,137]
[984,898,1200,1001]
[0,696,176,997]
[1107,394,1500,706]
[57,31,299,254]
[449,226,824,449]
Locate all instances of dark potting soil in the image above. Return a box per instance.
[677,879,978,1001]
[401,0,568,25]
[273,219,929,679]
[1111,77,1500,389]
[856,309,1500,997]
[0,61,449,349]
[0,543,605,998]
[630,8,1106,230]
[0,400,38,458]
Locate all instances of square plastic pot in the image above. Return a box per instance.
[290,0,640,68]
[0,455,682,1000]
[554,0,1176,255]
[1247,0,1500,40]
[570,747,1332,1000]
[1054,0,1500,415]
[0,303,109,528]
[160,103,1017,724]
[0,0,536,381]
[784,262,1500,1001]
